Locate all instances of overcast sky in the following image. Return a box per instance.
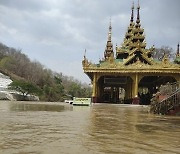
[0,0,179,83]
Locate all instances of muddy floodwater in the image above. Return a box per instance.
[0,101,179,154]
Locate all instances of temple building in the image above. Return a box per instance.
[82,3,180,104]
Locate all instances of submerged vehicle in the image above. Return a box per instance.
[65,100,73,104]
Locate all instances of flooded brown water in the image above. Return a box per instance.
[0,101,179,154]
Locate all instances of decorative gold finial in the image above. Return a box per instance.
[130,1,134,22]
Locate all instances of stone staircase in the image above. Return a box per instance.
[159,89,180,115]
[150,82,180,115]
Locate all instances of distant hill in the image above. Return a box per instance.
[0,42,91,101]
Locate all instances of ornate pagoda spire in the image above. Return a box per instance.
[130,2,134,23]
[136,0,140,24]
[104,19,114,60]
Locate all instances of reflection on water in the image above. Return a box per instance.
[9,102,70,112]
[87,104,180,153]
[0,101,179,154]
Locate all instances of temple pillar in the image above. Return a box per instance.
[134,73,139,97]
[130,73,139,104]
[131,73,140,98]
[92,73,97,103]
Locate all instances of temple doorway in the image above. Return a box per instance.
[97,76,132,103]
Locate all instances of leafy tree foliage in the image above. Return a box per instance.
[153,46,175,61]
[67,82,91,98]
[0,42,91,101]
[41,76,65,101]
[9,80,41,96]
[174,57,180,64]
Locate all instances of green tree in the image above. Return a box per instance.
[68,83,81,98]
[0,42,91,102]
[8,80,41,97]
[41,76,64,102]
[67,82,91,98]
[153,46,175,61]
[0,56,16,70]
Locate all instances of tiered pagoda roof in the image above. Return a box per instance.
[116,2,153,66]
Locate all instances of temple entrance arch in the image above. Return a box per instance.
[97,75,133,103]
[138,76,177,105]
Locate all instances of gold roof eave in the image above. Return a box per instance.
[83,68,180,74]
[83,61,180,74]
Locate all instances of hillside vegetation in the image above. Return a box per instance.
[0,42,91,101]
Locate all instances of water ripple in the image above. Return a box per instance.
[0,102,179,154]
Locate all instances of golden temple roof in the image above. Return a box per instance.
[82,3,180,75]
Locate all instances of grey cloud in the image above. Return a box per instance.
[0,0,52,11]
[0,0,179,83]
